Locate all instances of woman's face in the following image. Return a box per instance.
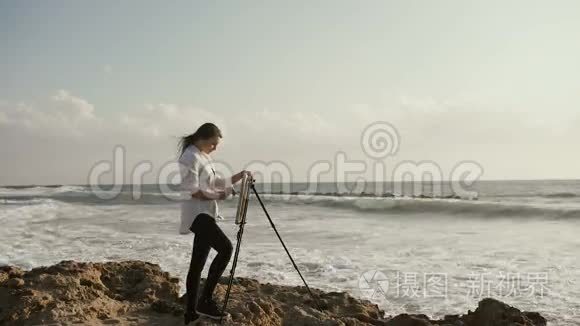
[200,136,221,154]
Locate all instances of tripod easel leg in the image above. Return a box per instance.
[220,184,322,325]
[220,222,245,323]
[251,185,322,311]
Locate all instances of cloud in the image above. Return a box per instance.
[347,93,576,148]
[0,92,447,146]
[1,90,578,184]
[117,103,226,139]
[0,90,100,138]
[1,90,575,150]
[0,91,232,184]
[237,108,337,141]
[0,92,227,142]
[51,89,96,120]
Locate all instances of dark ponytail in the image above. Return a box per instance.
[178,122,222,155]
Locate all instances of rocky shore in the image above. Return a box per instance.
[0,260,546,325]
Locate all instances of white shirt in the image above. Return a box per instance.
[177,144,230,234]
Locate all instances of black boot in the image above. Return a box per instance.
[196,297,229,320]
[184,312,200,325]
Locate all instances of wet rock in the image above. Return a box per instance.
[5,278,25,289]
[0,261,546,326]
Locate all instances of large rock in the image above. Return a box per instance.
[0,261,546,326]
[454,298,547,326]
[0,261,180,325]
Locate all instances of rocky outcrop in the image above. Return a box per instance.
[0,261,546,325]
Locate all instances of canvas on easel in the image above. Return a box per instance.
[235,174,251,225]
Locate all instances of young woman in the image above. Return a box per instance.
[177,122,251,324]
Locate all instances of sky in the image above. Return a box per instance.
[1,0,579,185]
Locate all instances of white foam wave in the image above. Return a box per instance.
[258,194,580,218]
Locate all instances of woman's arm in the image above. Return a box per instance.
[214,170,251,189]
[191,189,227,200]
[179,150,230,200]
[209,171,251,200]
[231,170,252,184]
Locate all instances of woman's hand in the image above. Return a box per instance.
[217,191,228,200]
[232,170,253,184]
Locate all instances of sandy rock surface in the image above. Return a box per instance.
[0,261,546,326]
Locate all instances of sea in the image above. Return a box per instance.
[1,180,579,325]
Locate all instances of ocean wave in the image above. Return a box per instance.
[260,191,476,200]
[0,184,63,190]
[0,192,181,206]
[2,185,579,218]
[258,194,580,218]
[488,192,579,199]
[0,185,174,206]
[542,192,578,198]
[0,198,52,205]
[0,186,474,206]
[0,185,86,197]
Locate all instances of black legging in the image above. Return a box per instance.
[185,213,233,314]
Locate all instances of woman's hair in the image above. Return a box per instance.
[178,122,222,155]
